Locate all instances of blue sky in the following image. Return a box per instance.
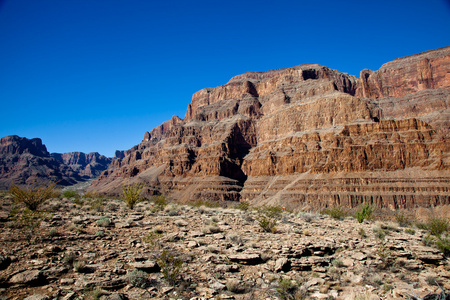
[0,0,449,157]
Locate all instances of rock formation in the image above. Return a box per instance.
[51,152,112,179]
[90,47,450,209]
[0,136,112,189]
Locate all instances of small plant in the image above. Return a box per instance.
[405,228,416,235]
[48,229,58,237]
[376,243,395,270]
[127,269,155,296]
[331,259,344,268]
[358,228,366,239]
[321,206,349,220]
[143,230,162,249]
[96,216,111,227]
[276,278,297,300]
[235,201,250,211]
[152,195,168,212]
[95,230,104,237]
[422,233,436,247]
[90,288,103,300]
[63,251,77,266]
[9,182,57,211]
[73,260,86,272]
[395,212,412,227]
[122,183,144,209]
[9,207,46,239]
[373,227,386,240]
[435,234,450,256]
[354,203,373,223]
[426,217,449,236]
[62,190,79,199]
[256,205,283,233]
[157,250,184,286]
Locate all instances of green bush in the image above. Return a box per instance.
[157,250,184,285]
[321,206,349,220]
[235,202,250,211]
[354,203,374,223]
[127,270,152,289]
[96,216,111,227]
[152,195,168,212]
[62,190,79,199]
[276,278,298,300]
[122,183,144,209]
[9,182,57,211]
[395,212,412,227]
[9,207,46,239]
[435,235,450,257]
[256,206,283,233]
[427,217,449,236]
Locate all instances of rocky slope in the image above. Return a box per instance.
[89,47,450,209]
[1,195,449,299]
[0,136,112,189]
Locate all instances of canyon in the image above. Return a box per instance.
[88,47,450,210]
[0,135,112,189]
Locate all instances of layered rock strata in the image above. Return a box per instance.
[90,47,450,209]
[51,152,112,178]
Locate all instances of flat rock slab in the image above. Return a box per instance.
[9,270,47,286]
[228,253,263,265]
[130,261,160,273]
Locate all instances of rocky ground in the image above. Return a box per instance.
[0,193,449,300]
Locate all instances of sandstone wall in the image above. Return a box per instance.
[90,47,450,209]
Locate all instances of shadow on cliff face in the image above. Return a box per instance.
[220,123,254,185]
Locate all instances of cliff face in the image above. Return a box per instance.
[0,136,79,189]
[90,47,450,209]
[0,136,112,189]
[51,152,112,179]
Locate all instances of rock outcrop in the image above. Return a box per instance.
[0,136,112,189]
[51,152,112,179]
[90,47,450,209]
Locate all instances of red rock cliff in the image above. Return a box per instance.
[90,47,450,209]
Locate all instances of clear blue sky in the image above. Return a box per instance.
[1,0,449,157]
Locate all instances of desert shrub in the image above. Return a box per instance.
[48,229,58,237]
[95,230,104,237]
[297,211,317,222]
[157,250,184,285]
[9,207,46,239]
[422,234,436,247]
[235,201,250,211]
[395,212,412,227]
[122,183,143,209]
[331,259,344,268]
[96,216,111,227]
[321,206,349,220]
[405,228,416,235]
[62,190,79,199]
[426,217,449,236]
[373,227,386,240]
[63,251,77,266]
[276,278,298,300]
[358,228,366,239]
[73,260,86,272]
[256,205,283,233]
[354,203,373,223]
[151,195,168,212]
[9,182,57,211]
[127,270,152,289]
[435,234,450,257]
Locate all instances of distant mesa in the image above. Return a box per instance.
[0,135,112,190]
[88,46,450,210]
